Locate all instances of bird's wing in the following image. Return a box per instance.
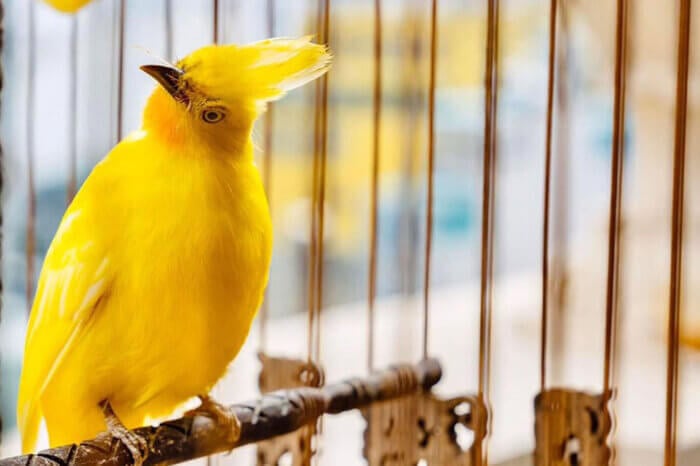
[17,200,112,453]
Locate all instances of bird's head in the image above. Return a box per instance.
[140,38,331,155]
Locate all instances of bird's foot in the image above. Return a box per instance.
[185,395,241,444]
[99,399,149,466]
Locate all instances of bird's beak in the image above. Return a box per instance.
[140,64,188,104]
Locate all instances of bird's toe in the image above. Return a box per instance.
[185,395,241,444]
[111,426,149,466]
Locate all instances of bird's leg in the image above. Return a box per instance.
[99,399,149,466]
[184,394,241,443]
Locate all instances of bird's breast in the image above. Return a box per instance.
[103,155,272,400]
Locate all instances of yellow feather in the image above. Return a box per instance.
[43,0,93,14]
[17,37,330,452]
[178,37,331,106]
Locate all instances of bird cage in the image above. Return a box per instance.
[0,1,698,466]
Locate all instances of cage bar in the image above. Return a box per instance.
[476,0,500,464]
[421,0,437,361]
[212,0,219,44]
[258,0,276,354]
[549,1,571,385]
[367,0,382,373]
[164,0,173,60]
[396,1,421,301]
[663,1,692,465]
[540,0,558,391]
[25,0,37,315]
[116,0,125,141]
[307,0,330,365]
[67,16,78,204]
[602,0,629,396]
[313,0,330,364]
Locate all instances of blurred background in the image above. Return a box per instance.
[0,0,699,464]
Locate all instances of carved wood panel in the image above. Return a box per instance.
[256,353,324,466]
[535,389,613,466]
[362,392,487,466]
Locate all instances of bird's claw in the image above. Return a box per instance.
[185,395,241,444]
[112,426,149,466]
[100,400,149,466]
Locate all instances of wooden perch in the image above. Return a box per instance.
[0,358,441,466]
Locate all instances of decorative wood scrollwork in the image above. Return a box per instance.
[535,388,613,466]
[256,353,324,466]
[362,392,487,465]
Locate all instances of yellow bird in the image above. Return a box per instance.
[17,37,330,462]
[43,0,93,14]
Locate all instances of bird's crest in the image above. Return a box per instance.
[177,36,331,106]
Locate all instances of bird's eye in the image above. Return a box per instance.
[202,108,225,123]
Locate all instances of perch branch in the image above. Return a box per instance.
[0,358,441,466]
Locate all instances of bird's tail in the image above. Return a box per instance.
[17,382,41,454]
[192,37,331,108]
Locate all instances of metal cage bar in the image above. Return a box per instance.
[313,0,330,364]
[422,0,438,361]
[663,1,692,465]
[116,0,125,141]
[540,0,558,391]
[367,0,382,373]
[67,16,78,204]
[25,0,37,315]
[477,0,500,464]
[602,0,629,395]
[212,0,219,44]
[164,0,173,60]
[549,1,571,386]
[307,0,330,365]
[258,0,276,355]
